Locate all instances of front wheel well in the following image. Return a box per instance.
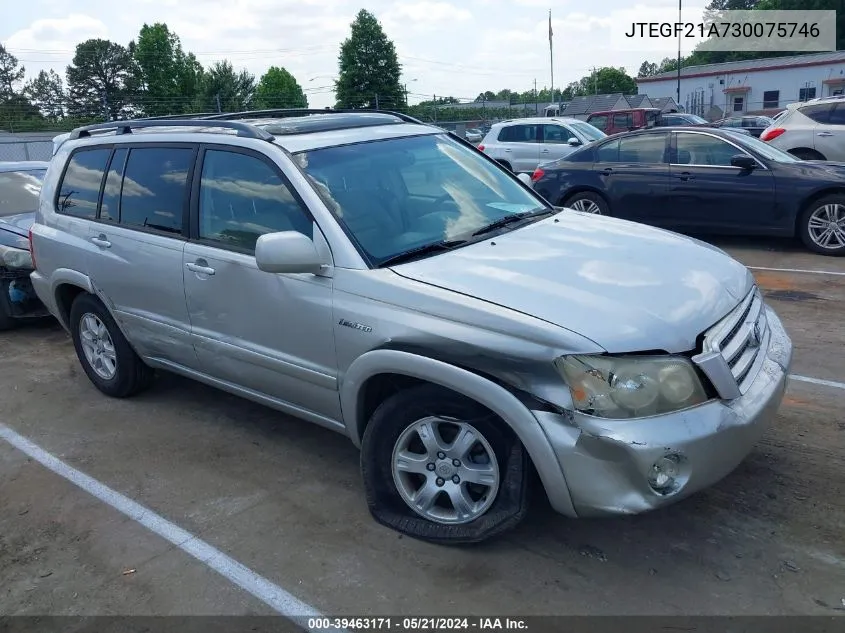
[54,283,87,329]
[795,188,845,236]
[789,147,825,160]
[558,187,608,207]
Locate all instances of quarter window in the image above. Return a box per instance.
[56,148,110,219]
[675,133,742,167]
[198,149,312,252]
[119,147,192,234]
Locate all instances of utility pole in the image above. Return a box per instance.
[548,10,554,104]
[677,0,682,107]
[433,95,437,123]
[534,78,538,115]
[375,94,379,110]
[215,93,222,113]
[593,67,598,95]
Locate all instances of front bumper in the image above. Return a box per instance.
[534,305,793,517]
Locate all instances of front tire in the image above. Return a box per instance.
[799,195,845,256]
[563,191,609,215]
[69,293,153,397]
[360,384,529,544]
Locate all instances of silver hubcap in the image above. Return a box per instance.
[808,203,845,249]
[570,198,601,214]
[79,313,117,380]
[391,417,500,525]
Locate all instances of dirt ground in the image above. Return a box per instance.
[1,235,844,619]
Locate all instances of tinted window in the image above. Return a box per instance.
[99,148,127,222]
[828,103,845,125]
[57,149,110,219]
[596,139,620,162]
[721,118,741,127]
[569,121,606,142]
[618,134,667,164]
[119,147,192,234]
[612,113,633,129]
[199,150,312,252]
[800,103,833,123]
[499,124,539,143]
[588,115,608,131]
[0,169,46,217]
[675,133,741,166]
[542,124,576,144]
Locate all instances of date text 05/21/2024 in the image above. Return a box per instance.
[306,617,529,631]
[624,21,820,39]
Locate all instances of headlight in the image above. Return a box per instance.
[554,354,709,419]
[0,244,34,269]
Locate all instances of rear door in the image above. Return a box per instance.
[499,123,542,173]
[813,102,845,161]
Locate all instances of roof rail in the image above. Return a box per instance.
[67,118,275,141]
[202,107,427,126]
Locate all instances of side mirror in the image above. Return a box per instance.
[730,154,757,170]
[517,173,533,187]
[567,137,581,146]
[255,231,325,274]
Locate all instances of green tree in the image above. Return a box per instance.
[203,60,255,112]
[66,39,138,119]
[0,44,25,100]
[638,61,659,77]
[131,23,204,115]
[335,9,404,109]
[0,94,44,131]
[254,66,307,109]
[566,67,638,97]
[23,69,64,119]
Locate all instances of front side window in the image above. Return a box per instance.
[542,124,576,144]
[296,134,547,265]
[198,149,312,252]
[675,132,743,166]
[57,149,110,219]
[0,169,46,217]
[569,121,606,142]
[119,147,192,234]
[596,139,620,162]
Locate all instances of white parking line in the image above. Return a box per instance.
[0,423,338,632]
[748,266,845,277]
[789,374,845,391]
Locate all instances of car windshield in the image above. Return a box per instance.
[0,169,46,217]
[722,130,801,163]
[569,121,606,142]
[296,133,549,266]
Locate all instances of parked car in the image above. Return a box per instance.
[586,108,661,134]
[478,116,606,173]
[465,128,483,143]
[655,113,709,127]
[0,161,51,330]
[529,126,845,256]
[711,115,774,138]
[30,111,791,543]
[760,95,845,160]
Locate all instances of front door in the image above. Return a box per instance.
[666,131,778,232]
[182,145,339,422]
[540,124,580,162]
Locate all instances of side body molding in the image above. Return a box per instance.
[340,349,577,517]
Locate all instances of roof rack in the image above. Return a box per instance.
[202,107,426,125]
[67,118,276,141]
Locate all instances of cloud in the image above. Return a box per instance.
[5,14,109,71]
[389,2,471,22]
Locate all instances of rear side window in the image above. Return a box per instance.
[56,148,110,219]
[799,104,833,124]
[119,147,192,234]
[618,134,667,164]
[613,113,633,130]
[596,139,620,162]
[99,148,127,222]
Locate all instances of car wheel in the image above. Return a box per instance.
[69,293,154,397]
[564,191,609,215]
[790,148,825,161]
[360,383,529,544]
[799,195,845,256]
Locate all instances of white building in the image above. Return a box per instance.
[636,51,845,120]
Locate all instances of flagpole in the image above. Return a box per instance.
[549,10,554,104]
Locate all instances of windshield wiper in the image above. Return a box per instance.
[471,208,553,237]
[378,240,467,267]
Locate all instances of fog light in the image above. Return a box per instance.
[648,454,681,494]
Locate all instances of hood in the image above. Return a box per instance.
[0,211,35,238]
[390,212,753,354]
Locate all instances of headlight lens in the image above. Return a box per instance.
[0,244,33,269]
[555,354,709,419]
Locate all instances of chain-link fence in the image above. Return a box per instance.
[0,133,63,162]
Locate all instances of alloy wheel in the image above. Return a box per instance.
[79,313,117,380]
[570,198,602,214]
[808,203,845,250]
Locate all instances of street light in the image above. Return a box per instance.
[403,78,418,105]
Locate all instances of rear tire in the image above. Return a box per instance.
[563,191,609,215]
[69,293,154,397]
[360,384,529,544]
[790,148,825,161]
[798,194,845,256]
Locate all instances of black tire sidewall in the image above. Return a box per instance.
[361,383,529,544]
[565,192,609,215]
[799,196,845,256]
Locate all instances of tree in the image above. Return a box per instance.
[203,60,255,112]
[131,23,204,116]
[66,39,138,120]
[0,44,25,100]
[335,9,404,109]
[565,67,637,97]
[254,66,307,109]
[0,94,44,131]
[637,61,659,78]
[475,91,496,102]
[23,70,64,119]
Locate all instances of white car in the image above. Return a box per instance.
[478,117,606,173]
[465,128,483,143]
[760,96,845,161]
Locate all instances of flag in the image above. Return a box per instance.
[548,10,553,41]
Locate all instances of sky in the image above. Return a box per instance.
[2,0,709,108]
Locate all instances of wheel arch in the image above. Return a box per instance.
[558,186,609,208]
[341,349,577,517]
[789,147,825,160]
[50,269,95,331]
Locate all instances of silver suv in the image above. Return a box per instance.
[30,110,792,543]
[760,95,845,161]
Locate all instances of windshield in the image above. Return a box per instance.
[296,133,549,266]
[0,169,46,217]
[722,130,801,163]
[569,121,606,142]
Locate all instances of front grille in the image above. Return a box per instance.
[695,287,769,398]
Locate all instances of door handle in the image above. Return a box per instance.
[186,261,215,276]
[541,149,550,153]
[677,172,695,181]
[90,234,111,248]
[503,149,512,152]
[817,131,834,137]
